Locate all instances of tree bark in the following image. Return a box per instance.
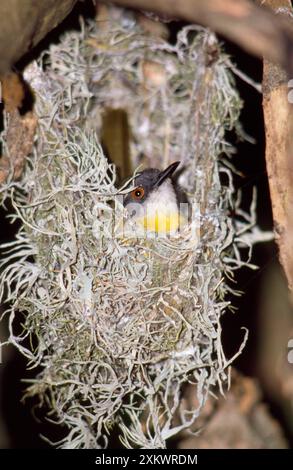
[0,0,77,74]
[262,0,293,291]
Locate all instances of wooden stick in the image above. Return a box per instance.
[262,0,293,291]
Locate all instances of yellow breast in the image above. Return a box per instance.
[136,212,185,235]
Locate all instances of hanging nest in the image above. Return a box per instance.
[0,7,257,448]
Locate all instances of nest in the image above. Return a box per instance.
[0,8,256,448]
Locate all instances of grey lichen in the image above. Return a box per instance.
[0,9,258,448]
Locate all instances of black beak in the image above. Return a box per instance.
[155,161,180,187]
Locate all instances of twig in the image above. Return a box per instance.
[262,0,293,291]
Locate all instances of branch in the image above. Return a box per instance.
[0,0,77,74]
[262,0,293,291]
[101,0,293,76]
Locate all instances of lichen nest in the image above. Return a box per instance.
[0,10,255,448]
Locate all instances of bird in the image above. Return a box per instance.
[123,161,188,237]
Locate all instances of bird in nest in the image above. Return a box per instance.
[123,161,189,237]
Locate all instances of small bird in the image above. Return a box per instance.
[123,161,188,236]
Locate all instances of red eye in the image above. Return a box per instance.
[131,186,145,200]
